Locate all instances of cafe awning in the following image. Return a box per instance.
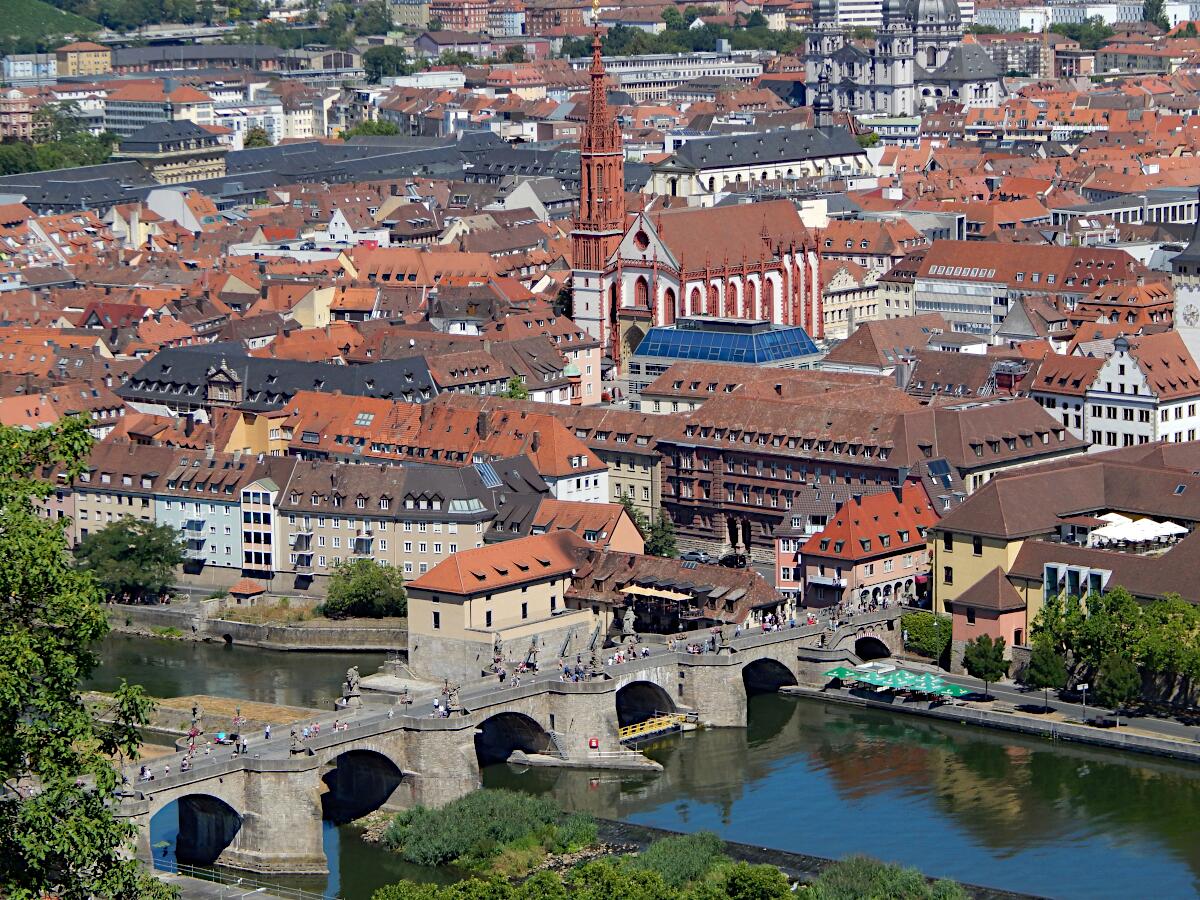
[620,584,692,601]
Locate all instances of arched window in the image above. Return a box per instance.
[689,285,702,314]
[635,276,649,308]
[663,287,677,325]
[764,278,776,321]
[708,282,720,315]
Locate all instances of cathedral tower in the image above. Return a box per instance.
[571,0,625,359]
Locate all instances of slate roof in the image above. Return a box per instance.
[118,120,218,153]
[118,344,438,410]
[661,127,864,172]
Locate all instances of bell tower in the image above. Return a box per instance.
[571,0,625,359]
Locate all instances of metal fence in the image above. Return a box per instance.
[156,860,338,900]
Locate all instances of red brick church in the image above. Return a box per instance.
[570,26,825,370]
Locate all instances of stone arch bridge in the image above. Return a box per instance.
[119,609,902,874]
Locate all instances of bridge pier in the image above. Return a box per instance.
[115,798,152,865]
[548,688,623,755]
[218,758,328,875]
[403,728,481,808]
[679,659,747,727]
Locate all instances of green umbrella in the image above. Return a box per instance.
[905,673,948,692]
[823,667,857,680]
[939,683,972,698]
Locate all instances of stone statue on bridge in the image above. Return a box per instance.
[493,633,504,664]
[621,605,637,640]
[340,665,363,709]
[190,702,204,734]
[345,665,360,693]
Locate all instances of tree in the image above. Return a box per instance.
[745,10,768,27]
[1025,640,1067,711]
[646,515,677,558]
[1093,653,1140,725]
[1144,0,1169,29]
[341,119,401,139]
[961,634,1008,699]
[75,518,184,603]
[502,375,529,400]
[0,417,173,900]
[1050,17,1114,50]
[503,44,527,63]
[353,0,392,35]
[364,45,414,83]
[243,125,272,148]
[661,6,684,29]
[855,132,880,148]
[324,558,407,619]
[901,611,952,664]
[32,101,83,143]
[552,285,573,318]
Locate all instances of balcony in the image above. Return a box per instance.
[289,532,313,551]
[183,518,205,535]
[294,550,314,574]
[350,536,374,557]
[806,574,846,588]
[185,537,206,560]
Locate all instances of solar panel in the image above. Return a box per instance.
[927,459,951,477]
[474,462,502,489]
[681,560,699,569]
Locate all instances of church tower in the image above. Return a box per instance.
[571,0,625,359]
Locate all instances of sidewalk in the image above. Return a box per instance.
[890,654,1199,745]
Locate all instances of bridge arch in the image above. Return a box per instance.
[321,749,407,823]
[855,635,891,661]
[474,711,553,765]
[616,680,676,728]
[152,793,243,866]
[742,657,799,694]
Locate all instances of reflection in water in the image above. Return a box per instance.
[98,635,1200,900]
[484,695,1200,900]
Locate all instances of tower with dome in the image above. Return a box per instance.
[805,0,1004,117]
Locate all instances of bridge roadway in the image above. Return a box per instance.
[116,608,903,875]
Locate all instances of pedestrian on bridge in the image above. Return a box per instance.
[240,735,249,755]
[264,723,271,741]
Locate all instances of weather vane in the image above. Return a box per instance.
[593,0,600,16]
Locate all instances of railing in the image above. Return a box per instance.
[155,859,338,899]
[587,749,645,760]
[618,713,688,743]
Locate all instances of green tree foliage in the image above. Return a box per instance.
[0,417,174,900]
[961,634,1008,698]
[561,20,802,58]
[1093,653,1141,722]
[503,44,528,63]
[744,10,768,27]
[354,0,392,35]
[382,790,593,868]
[855,132,880,148]
[0,102,116,176]
[322,558,407,619]
[75,518,184,603]
[1143,0,1169,29]
[364,45,415,83]
[341,119,402,139]
[806,855,968,900]
[661,5,683,28]
[243,125,272,148]
[901,611,952,662]
[2,0,99,56]
[966,24,1001,33]
[1025,640,1067,710]
[629,832,726,887]
[646,515,678,558]
[1050,17,1115,49]
[849,25,876,39]
[502,375,529,400]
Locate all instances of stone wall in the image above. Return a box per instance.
[408,620,592,683]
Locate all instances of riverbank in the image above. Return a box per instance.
[107,601,406,652]
[593,819,1045,900]
[783,683,1200,764]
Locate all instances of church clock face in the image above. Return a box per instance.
[1183,303,1200,328]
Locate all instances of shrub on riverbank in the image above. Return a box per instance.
[381,789,596,869]
[629,831,727,887]
[804,855,968,899]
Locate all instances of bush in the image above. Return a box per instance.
[382,790,564,867]
[630,831,727,887]
[324,558,407,619]
[807,855,969,900]
[902,612,952,663]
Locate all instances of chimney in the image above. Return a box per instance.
[774,382,782,396]
[476,410,491,440]
[531,430,540,453]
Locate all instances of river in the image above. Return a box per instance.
[91,634,1200,900]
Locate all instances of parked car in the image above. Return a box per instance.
[682,549,715,563]
[719,553,749,569]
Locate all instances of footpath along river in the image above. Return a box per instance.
[91,633,1200,900]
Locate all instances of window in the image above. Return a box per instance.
[942,532,953,552]
[485,610,493,628]
[521,602,528,620]
[432,610,440,630]
[943,566,953,585]
[966,608,976,625]
[972,536,982,556]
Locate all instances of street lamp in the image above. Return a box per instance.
[1078,682,1089,724]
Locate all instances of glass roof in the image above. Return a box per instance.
[634,324,819,364]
